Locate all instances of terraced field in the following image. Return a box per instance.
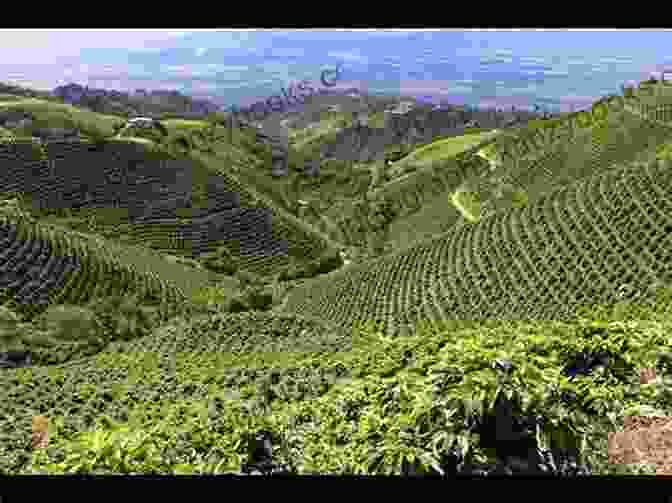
[0,135,340,278]
[376,87,672,251]
[478,88,672,201]
[296,89,671,253]
[282,158,672,336]
[0,209,218,317]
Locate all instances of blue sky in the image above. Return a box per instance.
[1,30,671,113]
[0,30,192,64]
[0,29,412,64]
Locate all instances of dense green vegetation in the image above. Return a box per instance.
[389,130,499,174]
[2,78,672,475]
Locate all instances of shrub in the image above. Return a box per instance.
[0,303,29,351]
[36,305,102,343]
[189,285,232,313]
[83,294,160,344]
[0,194,35,223]
[200,246,239,275]
[509,188,529,209]
[278,258,304,282]
[235,270,265,290]
[12,304,111,363]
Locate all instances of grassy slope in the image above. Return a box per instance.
[0,97,121,138]
[288,114,350,153]
[390,130,499,170]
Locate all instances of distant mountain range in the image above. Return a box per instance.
[51,82,221,119]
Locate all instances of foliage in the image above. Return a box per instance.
[36,304,104,343]
[0,194,35,223]
[3,83,672,476]
[509,187,529,209]
[83,294,161,344]
[199,246,239,275]
[9,297,672,475]
[452,189,481,222]
[0,303,30,351]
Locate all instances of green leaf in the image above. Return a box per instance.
[418,452,444,476]
[457,434,471,457]
[173,464,197,475]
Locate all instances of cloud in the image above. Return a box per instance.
[519,56,548,65]
[0,30,193,64]
[479,55,513,65]
[326,51,369,64]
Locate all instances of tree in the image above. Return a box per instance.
[153,120,169,137]
[87,128,109,150]
[167,134,192,156]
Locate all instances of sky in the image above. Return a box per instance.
[0,30,193,64]
[0,29,411,65]
[1,30,671,113]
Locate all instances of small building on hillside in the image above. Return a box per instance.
[127,117,156,128]
[351,110,369,127]
[125,117,168,135]
[390,101,415,115]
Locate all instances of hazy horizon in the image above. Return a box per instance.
[1,29,671,113]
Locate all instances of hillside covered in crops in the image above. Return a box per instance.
[2,77,672,476]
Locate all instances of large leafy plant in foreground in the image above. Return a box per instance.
[18,292,672,475]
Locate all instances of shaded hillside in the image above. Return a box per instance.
[0,82,59,102]
[289,97,535,165]
[0,132,341,278]
[0,203,215,319]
